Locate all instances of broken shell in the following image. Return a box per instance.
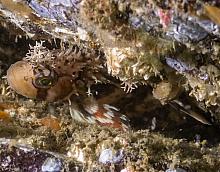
[7,61,73,102]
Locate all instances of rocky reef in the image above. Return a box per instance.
[0,0,220,171]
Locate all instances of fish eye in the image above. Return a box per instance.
[32,68,58,89]
[38,77,52,86]
[40,78,52,86]
[33,76,54,89]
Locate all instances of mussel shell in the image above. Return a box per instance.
[7,61,38,99]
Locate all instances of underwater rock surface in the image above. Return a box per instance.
[0,0,220,171]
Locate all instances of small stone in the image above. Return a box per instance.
[41,157,62,172]
[99,149,124,164]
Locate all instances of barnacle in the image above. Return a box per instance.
[153,81,179,105]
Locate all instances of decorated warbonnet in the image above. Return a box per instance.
[7,42,130,131]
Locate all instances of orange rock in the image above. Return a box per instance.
[204,5,220,25]
[39,116,61,131]
[0,111,11,122]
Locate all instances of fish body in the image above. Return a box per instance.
[7,43,130,131]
